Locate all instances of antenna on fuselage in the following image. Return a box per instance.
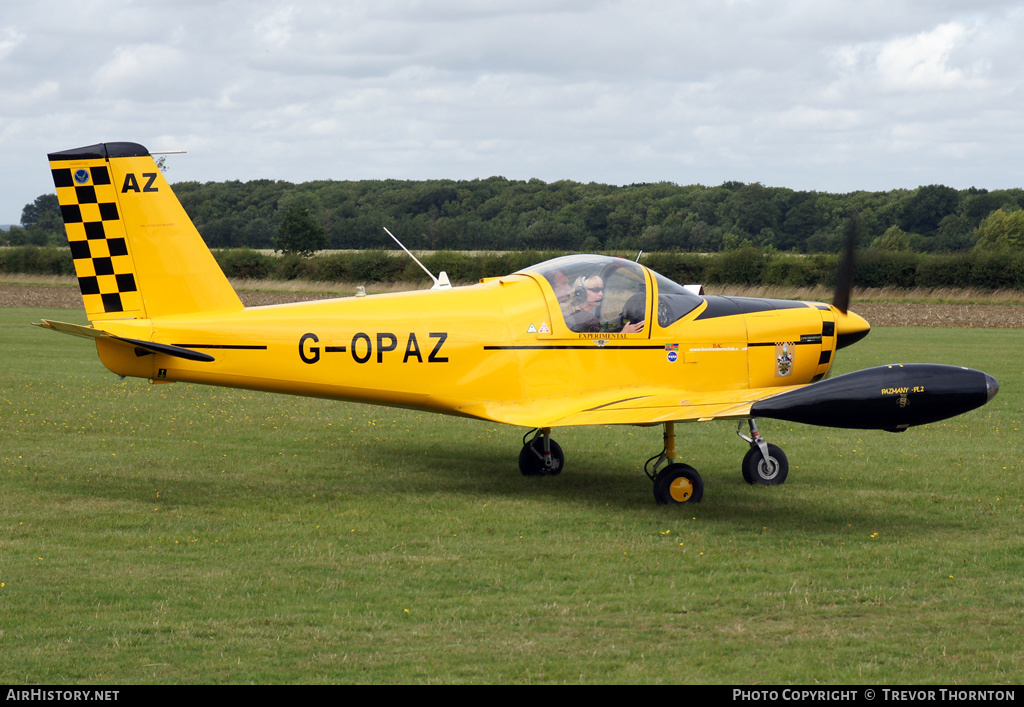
[635,250,643,263]
[383,226,451,290]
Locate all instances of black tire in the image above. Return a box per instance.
[741,444,789,486]
[518,437,565,476]
[653,463,704,504]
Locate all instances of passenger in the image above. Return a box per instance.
[566,275,603,332]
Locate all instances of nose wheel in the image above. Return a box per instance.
[738,419,789,485]
[519,428,564,476]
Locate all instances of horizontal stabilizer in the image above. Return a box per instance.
[33,319,215,362]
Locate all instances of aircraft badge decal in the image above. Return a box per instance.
[775,342,793,377]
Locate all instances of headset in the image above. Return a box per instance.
[571,274,600,307]
[570,276,588,306]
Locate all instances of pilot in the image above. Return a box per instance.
[551,269,573,317]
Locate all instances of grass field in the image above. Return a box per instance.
[1,306,1022,684]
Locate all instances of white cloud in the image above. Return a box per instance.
[94,44,190,95]
[253,5,297,48]
[0,26,24,61]
[876,22,983,91]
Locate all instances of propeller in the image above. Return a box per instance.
[831,214,870,349]
[832,214,860,314]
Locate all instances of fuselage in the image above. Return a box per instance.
[91,256,870,425]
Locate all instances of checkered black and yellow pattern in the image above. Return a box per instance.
[50,161,144,319]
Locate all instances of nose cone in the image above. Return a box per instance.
[985,373,999,402]
[834,309,871,350]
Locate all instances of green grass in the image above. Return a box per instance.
[2,307,1023,684]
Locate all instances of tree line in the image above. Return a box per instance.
[6,177,1024,255]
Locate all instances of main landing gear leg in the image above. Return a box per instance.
[519,427,564,476]
[646,421,704,504]
[737,419,789,486]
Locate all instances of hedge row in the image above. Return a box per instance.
[4,245,1024,290]
[0,246,76,276]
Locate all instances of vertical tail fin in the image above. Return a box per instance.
[48,142,243,321]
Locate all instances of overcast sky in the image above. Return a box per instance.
[2,0,1023,224]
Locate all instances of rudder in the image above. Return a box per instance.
[48,142,242,321]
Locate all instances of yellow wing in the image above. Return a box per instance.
[458,384,805,428]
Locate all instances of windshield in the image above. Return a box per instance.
[522,255,648,334]
[651,271,704,327]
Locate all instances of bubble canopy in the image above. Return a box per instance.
[518,255,704,331]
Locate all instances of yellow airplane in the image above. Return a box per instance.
[36,142,999,505]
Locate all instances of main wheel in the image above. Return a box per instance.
[741,444,789,486]
[653,463,704,504]
[518,437,565,476]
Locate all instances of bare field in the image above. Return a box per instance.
[3,280,1024,327]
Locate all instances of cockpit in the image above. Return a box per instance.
[520,255,704,335]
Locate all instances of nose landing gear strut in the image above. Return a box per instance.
[737,419,789,486]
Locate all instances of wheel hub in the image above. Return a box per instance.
[757,458,779,481]
[668,477,693,503]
